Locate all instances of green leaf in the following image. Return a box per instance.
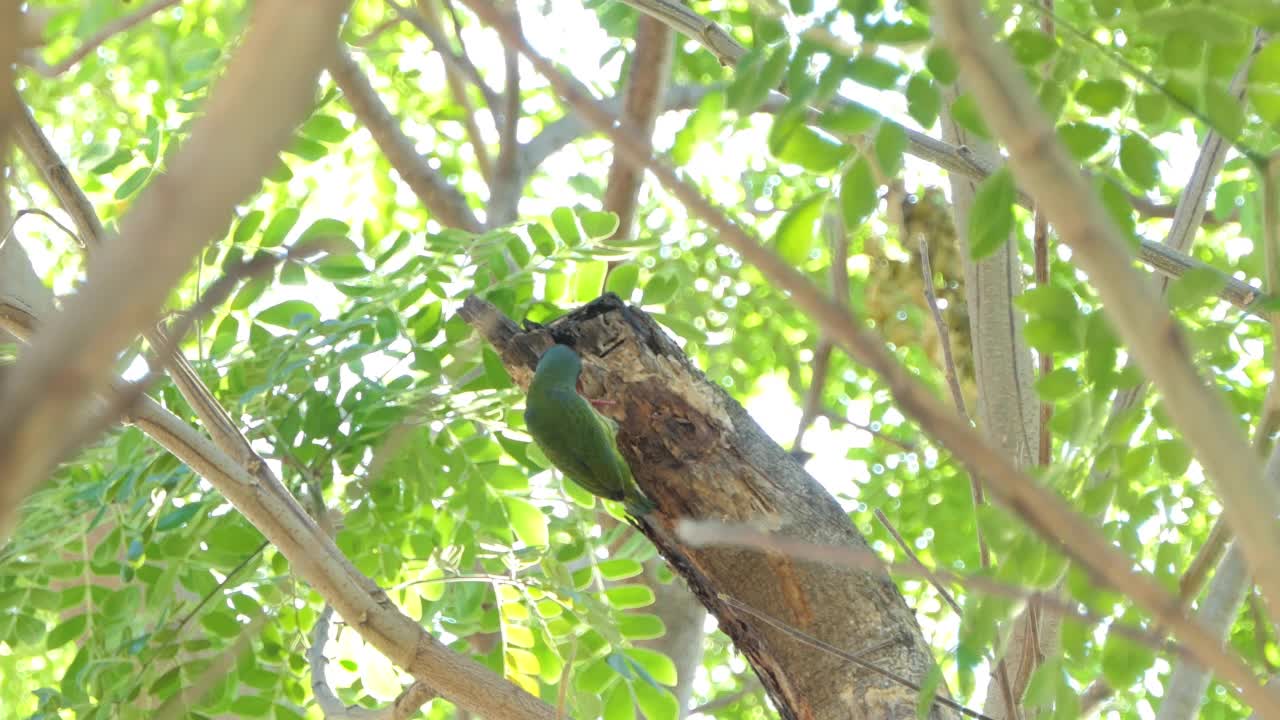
[774,194,826,265]
[624,648,678,686]
[1035,368,1080,400]
[551,207,583,246]
[1022,658,1063,709]
[672,91,723,165]
[596,558,644,580]
[504,497,549,547]
[874,122,907,178]
[603,585,656,609]
[775,125,850,172]
[605,263,640,299]
[618,613,666,639]
[114,168,150,199]
[256,300,320,328]
[1143,5,1250,46]
[642,269,680,305]
[232,210,265,244]
[819,101,880,135]
[1133,93,1168,124]
[1058,122,1111,161]
[633,681,678,720]
[1157,440,1193,476]
[46,615,87,649]
[1168,266,1228,309]
[915,664,945,719]
[573,261,608,302]
[1076,78,1128,114]
[840,156,879,227]
[926,46,959,84]
[967,168,1016,260]
[603,683,633,720]
[1008,29,1057,65]
[261,208,301,247]
[529,223,557,256]
[302,114,349,143]
[906,74,940,129]
[848,56,903,90]
[1119,133,1161,190]
[156,503,202,531]
[1100,622,1155,689]
[579,210,620,240]
[950,94,991,139]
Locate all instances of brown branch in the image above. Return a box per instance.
[22,0,184,77]
[0,1,351,531]
[1033,212,1052,470]
[327,45,482,232]
[458,3,1278,711]
[487,7,525,226]
[602,14,674,268]
[13,84,264,477]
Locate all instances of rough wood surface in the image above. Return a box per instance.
[459,293,951,720]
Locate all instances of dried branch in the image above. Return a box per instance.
[22,0,184,77]
[328,45,483,232]
[933,0,1280,634]
[458,3,1279,711]
[414,0,494,183]
[718,596,990,719]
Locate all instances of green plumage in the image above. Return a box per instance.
[525,344,654,516]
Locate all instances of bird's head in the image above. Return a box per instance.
[534,344,583,386]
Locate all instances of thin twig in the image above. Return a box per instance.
[918,237,968,421]
[23,0,184,77]
[874,509,963,616]
[720,595,991,719]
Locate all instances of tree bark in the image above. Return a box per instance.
[460,293,956,720]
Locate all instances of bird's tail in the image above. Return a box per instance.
[623,486,656,517]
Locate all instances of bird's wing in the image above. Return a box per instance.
[528,394,629,501]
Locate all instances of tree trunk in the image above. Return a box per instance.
[460,293,956,720]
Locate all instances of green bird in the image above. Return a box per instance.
[524,344,655,516]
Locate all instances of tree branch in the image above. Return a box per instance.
[327,45,483,232]
[602,14,674,260]
[0,0,350,531]
[933,0,1280,634]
